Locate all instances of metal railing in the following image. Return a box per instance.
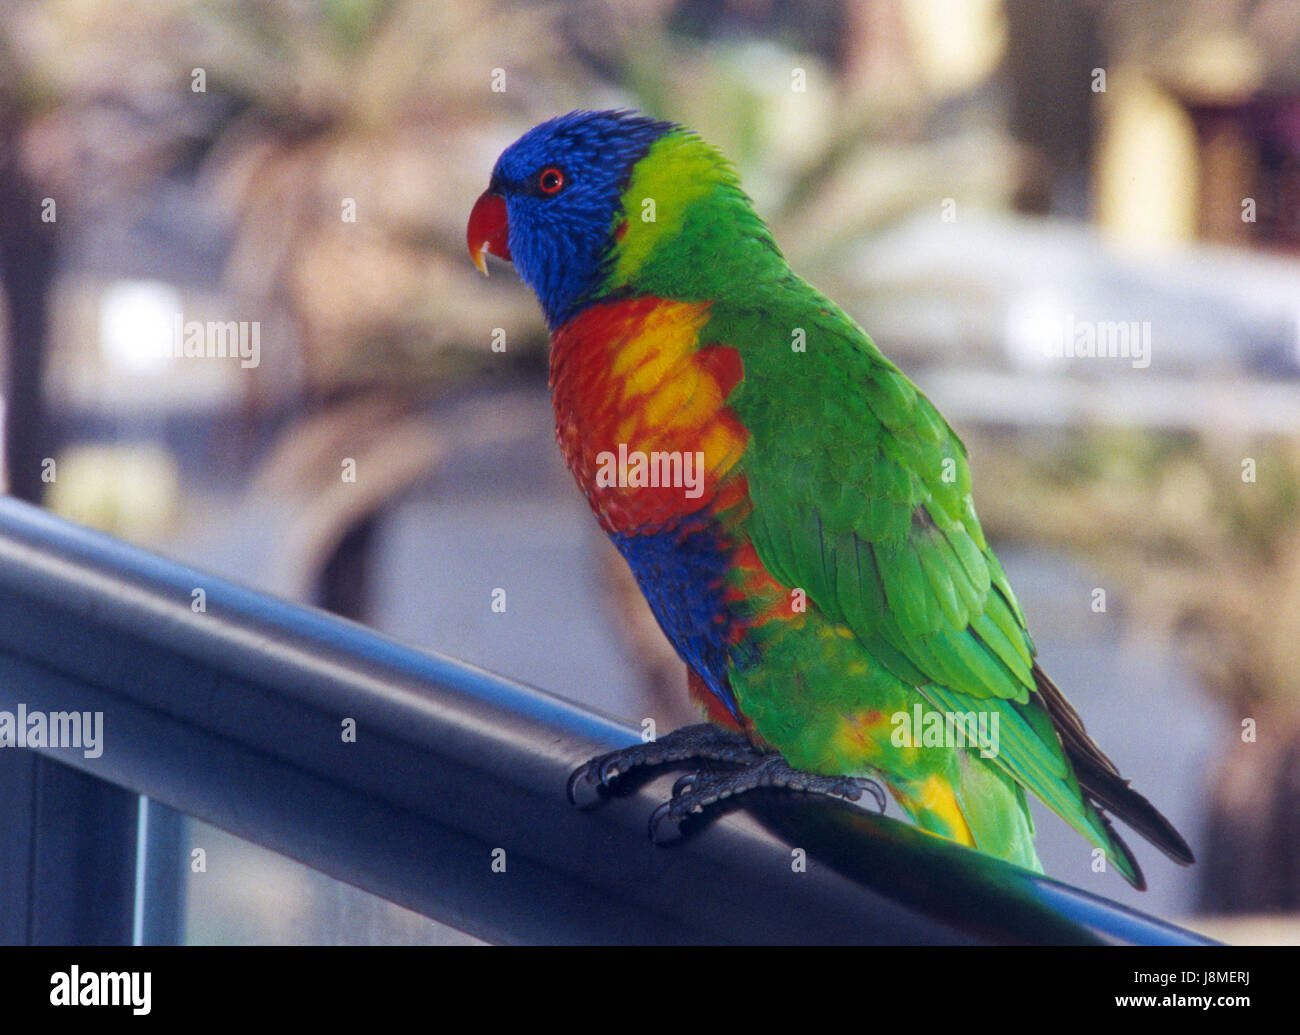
[0,497,1212,944]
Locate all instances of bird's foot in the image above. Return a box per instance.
[567,723,763,808]
[567,722,886,840]
[648,755,887,842]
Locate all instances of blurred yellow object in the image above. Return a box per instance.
[1171,31,1265,103]
[902,0,1007,97]
[45,444,180,544]
[1095,70,1199,252]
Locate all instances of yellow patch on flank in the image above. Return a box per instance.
[916,774,975,847]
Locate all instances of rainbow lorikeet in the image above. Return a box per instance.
[467,109,1193,889]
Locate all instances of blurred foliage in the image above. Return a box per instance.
[186,0,574,394]
[1099,0,1300,97]
[969,427,1300,708]
[613,3,1020,312]
[1,0,608,394]
[3,0,1026,399]
[0,0,195,211]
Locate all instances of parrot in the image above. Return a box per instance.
[466,109,1194,889]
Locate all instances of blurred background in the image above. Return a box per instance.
[0,0,1297,944]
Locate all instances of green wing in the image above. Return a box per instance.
[725,287,1134,878]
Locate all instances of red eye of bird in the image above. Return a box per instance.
[537,167,564,194]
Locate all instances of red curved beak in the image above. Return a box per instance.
[467,189,511,275]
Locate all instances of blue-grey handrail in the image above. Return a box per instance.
[0,496,1212,944]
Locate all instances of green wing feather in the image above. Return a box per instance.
[725,281,1141,883]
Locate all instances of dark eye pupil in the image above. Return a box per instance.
[540,169,562,192]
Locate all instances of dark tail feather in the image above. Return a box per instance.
[1033,664,1196,869]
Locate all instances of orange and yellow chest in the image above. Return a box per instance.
[548,297,750,535]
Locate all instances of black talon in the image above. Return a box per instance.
[648,800,681,843]
[671,772,700,796]
[566,763,607,809]
[596,758,623,784]
[569,722,887,838]
[648,802,705,843]
[566,723,766,805]
[650,754,887,839]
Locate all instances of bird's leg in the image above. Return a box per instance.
[567,722,765,808]
[648,754,887,843]
[569,723,888,839]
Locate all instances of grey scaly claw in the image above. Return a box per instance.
[566,723,765,808]
[647,754,887,842]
